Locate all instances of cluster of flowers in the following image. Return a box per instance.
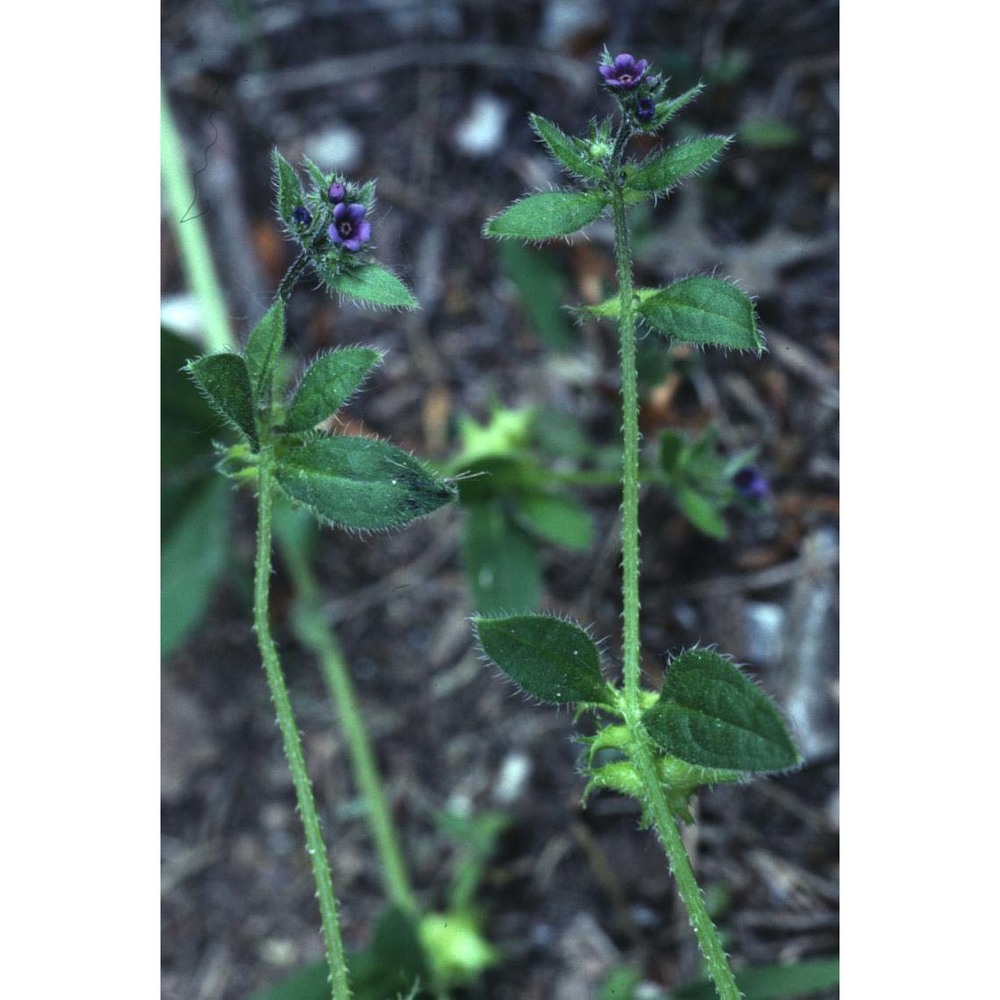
[290,182,371,253]
[599,52,662,125]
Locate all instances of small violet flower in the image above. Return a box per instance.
[291,205,312,226]
[600,53,649,90]
[733,466,769,502]
[328,202,371,252]
[636,97,656,122]
[328,182,346,204]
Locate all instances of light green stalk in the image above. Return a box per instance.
[160,84,234,354]
[278,532,419,918]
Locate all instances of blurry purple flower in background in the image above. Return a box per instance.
[329,202,371,252]
[733,466,769,502]
[636,97,656,122]
[328,182,346,204]
[600,53,649,90]
[291,206,312,226]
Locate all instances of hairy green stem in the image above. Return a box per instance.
[632,743,742,1000]
[610,136,741,1000]
[277,252,311,304]
[610,188,642,708]
[254,440,352,999]
[278,534,419,918]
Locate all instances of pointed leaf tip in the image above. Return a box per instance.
[282,346,383,433]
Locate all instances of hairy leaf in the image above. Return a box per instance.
[475,614,616,707]
[324,262,418,310]
[529,113,604,182]
[282,347,383,433]
[654,83,706,127]
[625,136,730,195]
[484,191,608,241]
[643,649,801,772]
[186,353,258,448]
[642,276,763,352]
[274,436,455,531]
[272,149,305,222]
[244,299,286,397]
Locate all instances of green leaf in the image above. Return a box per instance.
[301,155,330,193]
[642,276,763,353]
[324,262,418,310]
[654,83,706,127]
[484,191,609,241]
[515,491,593,550]
[161,479,230,657]
[498,241,574,352]
[673,958,839,1000]
[274,435,456,531]
[462,501,540,613]
[244,299,286,396]
[658,430,686,476]
[252,961,328,1000]
[252,908,430,1000]
[528,113,604,182]
[643,648,801,772]
[162,327,222,536]
[282,346,383,433]
[272,148,305,222]
[349,906,427,998]
[625,136,730,195]
[475,614,616,707]
[676,487,728,540]
[185,353,258,448]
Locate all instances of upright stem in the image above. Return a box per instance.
[279,535,419,917]
[610,139,742,1000]
[610,174,643,710]
[254,441,352,999]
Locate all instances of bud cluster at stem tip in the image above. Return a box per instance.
[599,50,667,130]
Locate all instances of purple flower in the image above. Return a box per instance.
[600,53,649,90]
[733,466,769,502]
[328,182,346,204]
[636,97,656,122]
[328,202,371,252]
[291,205,312,226]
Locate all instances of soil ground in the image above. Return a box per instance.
[162,2,839,997]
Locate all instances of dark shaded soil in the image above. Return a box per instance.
[162,2,838,997]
